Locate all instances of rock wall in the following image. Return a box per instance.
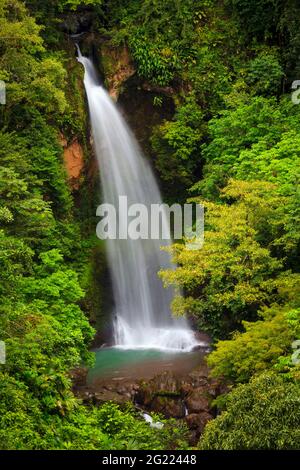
[61,135,84,189]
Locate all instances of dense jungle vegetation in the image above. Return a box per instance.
[0,0,299,450]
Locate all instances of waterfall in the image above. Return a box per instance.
[77,47,199,351]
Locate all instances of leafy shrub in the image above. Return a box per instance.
[208,304,300,382]
[199,373,300,450]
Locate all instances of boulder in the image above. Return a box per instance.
[186,412,212,433]
[188,364,210,383]
[70,366,88,387]
[186,389,210,414]
[137,371,180,406]
[146,371,179,394]
[150,396,186,419]
[186,411,213,444]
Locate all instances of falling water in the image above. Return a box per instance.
[77,46,199,351]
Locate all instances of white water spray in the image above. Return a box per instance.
[77,46,199,351]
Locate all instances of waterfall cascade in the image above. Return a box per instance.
[77,46,200,351]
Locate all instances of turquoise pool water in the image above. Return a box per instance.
[87,347,205,384]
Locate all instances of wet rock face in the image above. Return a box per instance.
[74,378,139,406]
[136,372,183,418]
[186,412,212,431]
[118,75,175,157]
[186,390,210,414]
[186,412,213,444]
[60,10,95,35]
[100,44,135,100]
[135,367,219,443]
[151,396,186,419]
[137,371,180,403]
[135,367,215,417]
[60,136,84,189]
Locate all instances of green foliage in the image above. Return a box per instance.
[0,0,43,53]
[0,372,111,450]
[193,96,300,198]
[199,373,300,449]
[245,49,283,96]
[109,0,225,91]
[151,95,204,199]
[208,303,300,382]
[234,130,300,193]
[0,0,95,450]
[97,402,189,450]
[0,0,190,451]
[223,0,283,40]
[161,180,288,337]
[0,374,188,450]
[59,0,102,9]
[129,32,178,86]
[190,95,300,273]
